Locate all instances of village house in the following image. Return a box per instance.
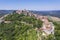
[16,10,22,14]
[36,15,54,36]
[4,21,11,23]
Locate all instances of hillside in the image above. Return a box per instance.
[0,10,60,40]
[0,12,43,40]
[48,17,60,40]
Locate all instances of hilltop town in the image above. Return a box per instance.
[0,10,60,40]
[0,10,55,35]
[16,10,55,35]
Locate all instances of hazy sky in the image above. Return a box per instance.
[0,0,60,11]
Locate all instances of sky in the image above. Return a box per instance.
[0,0,60,11]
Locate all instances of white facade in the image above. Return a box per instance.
[42,22,54,35]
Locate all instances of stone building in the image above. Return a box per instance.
[16,10,22,14]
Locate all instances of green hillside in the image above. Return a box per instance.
[53,22,60,40]
[0,13,43,40]
[0,12,60,40]
[48,18,60,40]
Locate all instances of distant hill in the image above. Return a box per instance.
[0,10,60,18]
[30,10,60,18]
[0,10,14,17]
